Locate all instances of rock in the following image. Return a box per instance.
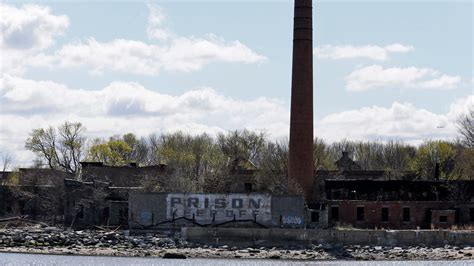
[163,253,186,259]
[465,253,472,257]
[248,248,260,253]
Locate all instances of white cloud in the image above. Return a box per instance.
[1,3,265,76]
[316,96,473,144]
[345,65,461,91]
[0,3,69,51]
[0,75,288,166]
[146,3,171,41]
[314,43,413,61]
[0,3,69,75]
[31,36,265,75]
[1,75,472,167]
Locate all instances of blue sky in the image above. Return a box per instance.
[0,0,473,166]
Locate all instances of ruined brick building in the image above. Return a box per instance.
[314,152,474,229]
[0,152,473,229]
[1,0,473,231]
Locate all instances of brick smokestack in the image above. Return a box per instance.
[288,0,314,201]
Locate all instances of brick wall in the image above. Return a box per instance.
[327,200,474,229]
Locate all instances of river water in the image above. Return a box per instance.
[0,253,473,266]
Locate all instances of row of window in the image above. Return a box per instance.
[330,206,474,223]
[353,206,411,222]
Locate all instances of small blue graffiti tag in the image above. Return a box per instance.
[282,215,303,225]
[140,211,152,223]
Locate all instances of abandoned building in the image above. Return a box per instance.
[0,150,473,230]
[1,0,473,232]
[0,168,70,220]
[316,153,474,229]
[63,162,168,228]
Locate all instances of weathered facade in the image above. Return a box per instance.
[63,179,139,228]
[63,162,168,228]
[1,151,472,231]
[317,152,474,229]
[0,168,69,220]
[80,162,167,187]
[129,193,306,229]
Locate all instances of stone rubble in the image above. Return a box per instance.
[0,228,473,260]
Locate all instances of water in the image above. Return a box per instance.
[0,253,473,266]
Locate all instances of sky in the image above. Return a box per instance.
[1,0,473,167]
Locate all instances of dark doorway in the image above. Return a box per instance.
[423,208,432,229]
[381,207,389,222]
[454,208,460,224]
[244,183,252,193]
[102,207,110,225]
[357,206,364,221]
[403,207,411,222]
[331,206,339,221]
[311,211,319,223]
[77,205,84,219]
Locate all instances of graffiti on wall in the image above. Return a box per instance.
[281,215,304,225]
[166,193,272,223]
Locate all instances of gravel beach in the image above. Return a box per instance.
[1,228,473,260]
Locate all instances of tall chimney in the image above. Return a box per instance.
[288,0,314,201]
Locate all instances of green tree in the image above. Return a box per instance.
[451,144,474,180]
[87,139,133,166]
[158,132,227,192]
[313,137,335,170]
[217,130,266,166]
[410,140,456,179]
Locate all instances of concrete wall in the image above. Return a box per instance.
[128,192,305,229]
[271,196,305,228]
[129,192,168,227]
[182,227,474,247]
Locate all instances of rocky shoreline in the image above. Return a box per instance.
[0,228,473,260]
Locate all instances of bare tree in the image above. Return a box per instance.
[457,107,474,148]
[25,121,86,174]
[1,152,12,172]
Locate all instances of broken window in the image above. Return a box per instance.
[381,207,389,222]
[439,216,448,223]
[331,206,339,221]
[332,190,341,199]
[356,206,364,221]
[403,207,411,222]
[311,211,320,223]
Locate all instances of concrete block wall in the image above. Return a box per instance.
[182,227,474,247]
[128,192,305,229]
